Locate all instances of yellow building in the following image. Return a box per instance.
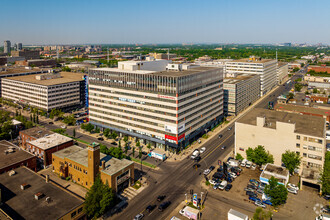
[52,143,134,191]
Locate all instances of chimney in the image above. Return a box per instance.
[45,174,49,183]
[102,161,105,170]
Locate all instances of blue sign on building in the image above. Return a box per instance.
[84,75,89,107]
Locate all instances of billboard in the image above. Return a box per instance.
[193,193,198,207]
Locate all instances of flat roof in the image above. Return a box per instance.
[228,58,274,64]
[237,108,325,137]
[0,167,84,220]
[275,103,330,118]
[4,72,84,86]
[28,133,72,150]
[278,62,288,67]
[224,73,256,84]
[0,67,51,76]
[264,163,289,176]
[90,67,156,74]
[20,127,54,139]
[0,141,35,171]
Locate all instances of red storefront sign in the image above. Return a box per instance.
[165,133,185,141]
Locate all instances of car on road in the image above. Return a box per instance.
[48,122,54,124]
[287,188,298,194]
[218,134,223,138]
[194,156,201,162]
[134,213,144,220]
[255,201,266,208]
[158,201,171,211]
[97,137,104,141]
[209,166,215,171]
[203,169,211,175]
[200,147,206,153]
[179,209,185,215]
[157,195,166,202]
[228,127,232,131]
[225,184,232,191]
[287,183,299,191]
[221,146,226,150]
[193,164,201,169]
[146,205,155,213]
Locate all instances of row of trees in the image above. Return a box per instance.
[321,152,330,195]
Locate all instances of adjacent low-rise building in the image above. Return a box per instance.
[235,108,326,188]
[277,62,288,85]
[225,57,277,96]
[11,50,40,60]
[308,65,330,74]
[19,127,54,150]
[0,140,37,174]
[0,166,85,220]
[2,72,86,111]
[15,59,57,67]
[52,143,134,191]
[260,163,289,186]
[223,73,260,116]
[88,64,223,151]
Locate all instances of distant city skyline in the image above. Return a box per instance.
[1,0,330,45]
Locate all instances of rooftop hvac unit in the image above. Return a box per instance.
[35,192,44,200]
[8,170,16,176]
[21,183,30,190]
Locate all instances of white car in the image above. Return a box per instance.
[200,147,206,153]
[209,180,216,185]
[246,161,252,168]
[219,181,228,190]
[229,172,237,179]
[255,201,266,208]
[251,164,256,170]
[241,159,247,167]
[61,125,67,129]
[203,169,211,175]
[287,183,299,191]
[287,187,298,194]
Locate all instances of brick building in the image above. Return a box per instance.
[25,133,73,167]
[308,65,330,74]
[310,95,329,104]
[11,50,40,60]
[52,143,134,191]
[15,59,56,67]
[0,140,37,174]
[19,127,54,150]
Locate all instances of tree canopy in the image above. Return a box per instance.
[281,150,301,174]
[321,151,330,195]
[252,207,272,220]
[84,175,116,218]
[264,177,288,207]
[246,145,274,166]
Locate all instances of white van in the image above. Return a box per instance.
[241,159,247,167]
[228,159,239,167]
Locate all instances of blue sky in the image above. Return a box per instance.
[1,0,330,45]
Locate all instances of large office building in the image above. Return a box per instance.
[277,62,288,85]
[52,143,134,191]
[225,57,277,96]
[235,108,326,188]
[1,72,86,111]
[3,40,11,54]
[223,73,260,116]
[11,50,40,60]
[88,63,224,151]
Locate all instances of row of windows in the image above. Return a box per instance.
[296,135,323,144]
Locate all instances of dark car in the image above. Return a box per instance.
[324,195,330,200]
[194,156,201,162]
[249,196,261,202]
[97,137,104,141]
[217,167,223,173]
[227,157,234,162]
[157,195,166,202]
[263,200,273,206]
[218,134,223,138]
[209,166,215,171]
[158,201,171,211]
[48,122,54,124]
[246,191,258,197]
[193,164,201,169]
[213,172,224,180]
[247,184,258,189]
[221,146,226,150]
[225,184,232,191]
[146,205,156,213]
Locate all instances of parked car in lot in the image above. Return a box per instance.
[203,169,211,175]
[213,183,220,190]
[229,172,237,179]
[249,179,259,185]
[158,201,171,211]
[209,180,216,185]
[287,188,298,194]
[251,164,256,170]
[200,147,206,153]
[287,183,299,191]
[240,159,247,167]
[225,184,232,191]
[321,205,330,213]
[249,196,261,202]
[246,191,258,198]
[244,188,255,192]
[263,200,272,206]
[157,195,166,202]
[257,188,264,194]
[209,166,215,171]
[246,161,252,168]
[134,213,144,220]
[247,184,258,189]
[255,201,266,208]
[219,181,228,190]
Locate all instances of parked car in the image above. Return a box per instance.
[287,183,299,191]
[209,166,215,171]
[61,125,67,129]
[219,181,228,190]
[200,147,206,153]
[227,157,234,162]
[97,137,104,141]
[213,183,220,190]
[221,146,226,150]
[218,134,223,138]
[321,205,330,213]
[257,188,264,194]
[157,195,166,202]
[246,161,252,168]
[209,180,216,185]
[146,205,155,213]
[48,122,54,124]
[158,201,171,211]
[179,209,185,215]
[251,164,256,170]
[225,184,232,191]
[259,182,267,190]
[249,196,261,202]
[263,200,273,206]
[203,169,211,175]
[240,159,247,167]
[246,191,258,197]
[249,179,259,185]
[134,213,144,220]
[247,184,258,189]
[228,127,232,131]
[255,201,266,208]
[324,195,330,200]
[287,188,298,194]
[229,172,237,179]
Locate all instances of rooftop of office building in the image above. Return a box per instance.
[227,58,274,64]
[0,66,52,76]
[224,73,257,84]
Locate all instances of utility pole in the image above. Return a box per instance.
[185,193,188,203]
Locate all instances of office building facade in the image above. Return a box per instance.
[88,66,224,150]
[4,40,11,54]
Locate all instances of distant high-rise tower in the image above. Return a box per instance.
[4,40,11,54]
[17,43,22,51]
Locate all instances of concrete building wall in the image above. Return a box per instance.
[277,63,288,84]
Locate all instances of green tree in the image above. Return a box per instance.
[52,128,66,135]
[252,207,272,220]
[84,123,94,132]
[94,127,100,133]
[321,152,330,195]
[294,83,303,92]
[84,175,115,218]
[123,135,128,143]
[147,143,151,152]
[62,66,72,72]
[138,146,142,159]
[118,140,121,150]
[264,177,288,207]
[132,147,135,157]
[246,145,274,166]
[30,114,32,121]
[73,128,76,138]
[125,143,128,154]
[63,115,76,125]
[235,153,244,161]
[288,93,294,99]
[281,150,301,174]
[36,115,39,124]
[111,131,118,140]
[313,88,318,93]
[103,128,110,138]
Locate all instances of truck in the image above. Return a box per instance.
[148,149,166,161]
[179,206,200,220]
[228,209,249,220]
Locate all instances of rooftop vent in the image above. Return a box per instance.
[8,170,16,176]
[45,197,52,204]
[21,183,30,190]
[34,192,44,200]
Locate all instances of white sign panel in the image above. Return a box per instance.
[178,123,185,133]
[165,125,177,134]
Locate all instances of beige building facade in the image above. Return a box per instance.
[235,108,326,186]
[277,62,288,85]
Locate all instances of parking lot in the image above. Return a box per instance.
[199,163,328,219]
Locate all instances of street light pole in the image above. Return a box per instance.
[185,193,187,203]
[201,192,204,205]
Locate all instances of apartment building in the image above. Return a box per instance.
[1,72,86,111]
[277,62,288,85]
[88,64,224,151]
[225,57,277,96]
[11,50,40,60]
[223,73,260,116]
[235,108,326,187]
[52,143,134,191]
